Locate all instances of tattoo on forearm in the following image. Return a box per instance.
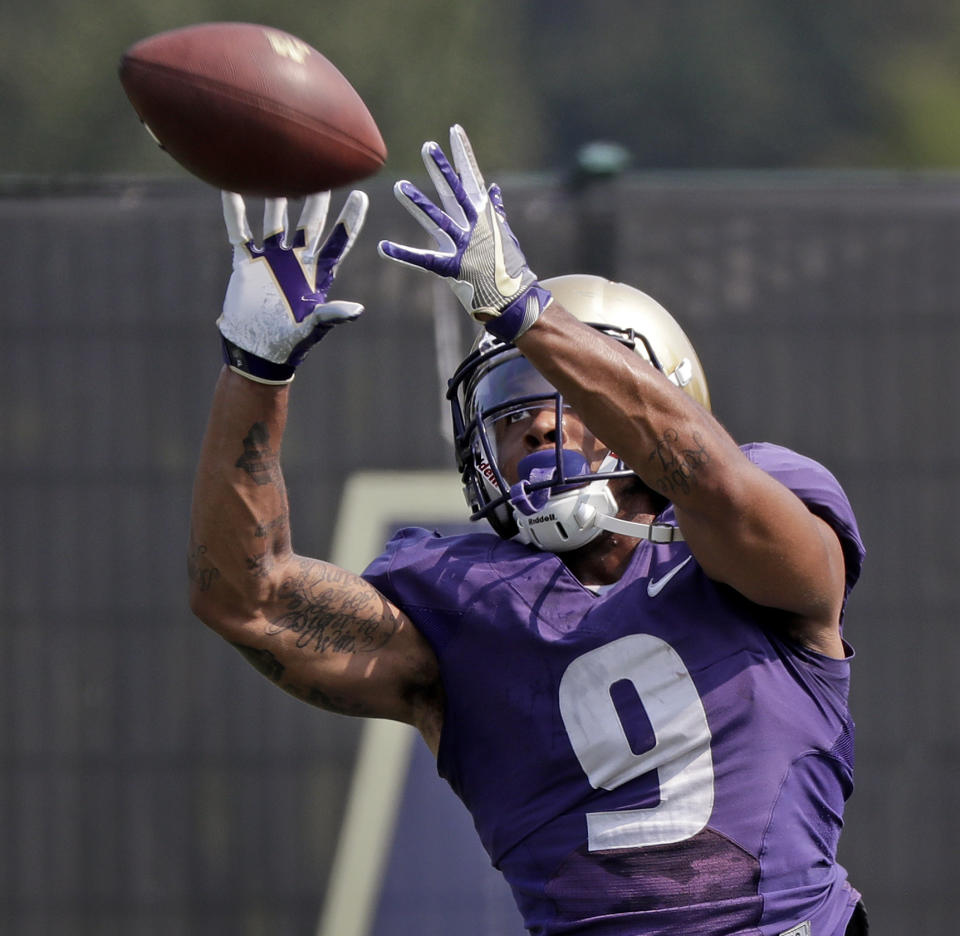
[649,428,711,496]
[265,561,398,654]
[232,643,286,683]
[236,422,280,487]
[187,543,221,592]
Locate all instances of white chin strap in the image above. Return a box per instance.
[591,511,685,544]
[511,456,684,553]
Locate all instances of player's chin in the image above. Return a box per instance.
[612,475,669,514]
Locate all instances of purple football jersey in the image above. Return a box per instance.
[362,443,865,936]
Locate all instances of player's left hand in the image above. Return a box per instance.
[378,125,552,342]
[218,189,367,384]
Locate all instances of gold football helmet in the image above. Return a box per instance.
[448,274,710,551]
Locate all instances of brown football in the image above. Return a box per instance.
[119,22,387,196]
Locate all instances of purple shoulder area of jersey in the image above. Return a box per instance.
[739,441,865,595]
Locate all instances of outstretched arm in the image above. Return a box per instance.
[188,191,442,749]
[189,371,442,744]
[514,304,846,652]
[378,125,846,656]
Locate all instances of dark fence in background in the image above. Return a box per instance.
[2,171,958,936]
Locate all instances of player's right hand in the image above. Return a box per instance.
[218,189,367,384]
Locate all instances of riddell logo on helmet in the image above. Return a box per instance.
[528,514,557,525]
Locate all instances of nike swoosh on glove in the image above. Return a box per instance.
[377,124,551,342]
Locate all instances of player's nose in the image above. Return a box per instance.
[524,407,561,450]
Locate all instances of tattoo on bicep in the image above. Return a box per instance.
[265,562,399,654]
[187,543,221,592]
[649,428,711,496]
[303,686,376,717]
[231,643,286,683]
[236,422,280,487]
[231,641,373,715]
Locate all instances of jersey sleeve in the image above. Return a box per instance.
[361,526,435,598]
[361,526,490,656]
[742,442,865,596]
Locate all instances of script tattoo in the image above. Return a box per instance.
[236,422,280,487]
[265,561,399,655]
[649,428,711,496]
[187,543,220,592]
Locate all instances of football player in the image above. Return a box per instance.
[189,126,867,936]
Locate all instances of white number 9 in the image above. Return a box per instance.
[558,633,715,850]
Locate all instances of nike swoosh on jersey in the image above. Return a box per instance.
[491,207,523,296]
[646,556,693,597]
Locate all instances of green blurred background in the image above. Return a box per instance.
[2,4,958,934]
[4,0,960,179]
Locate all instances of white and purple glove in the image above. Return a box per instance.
[378,125,551,343]
[218,189,368,384]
